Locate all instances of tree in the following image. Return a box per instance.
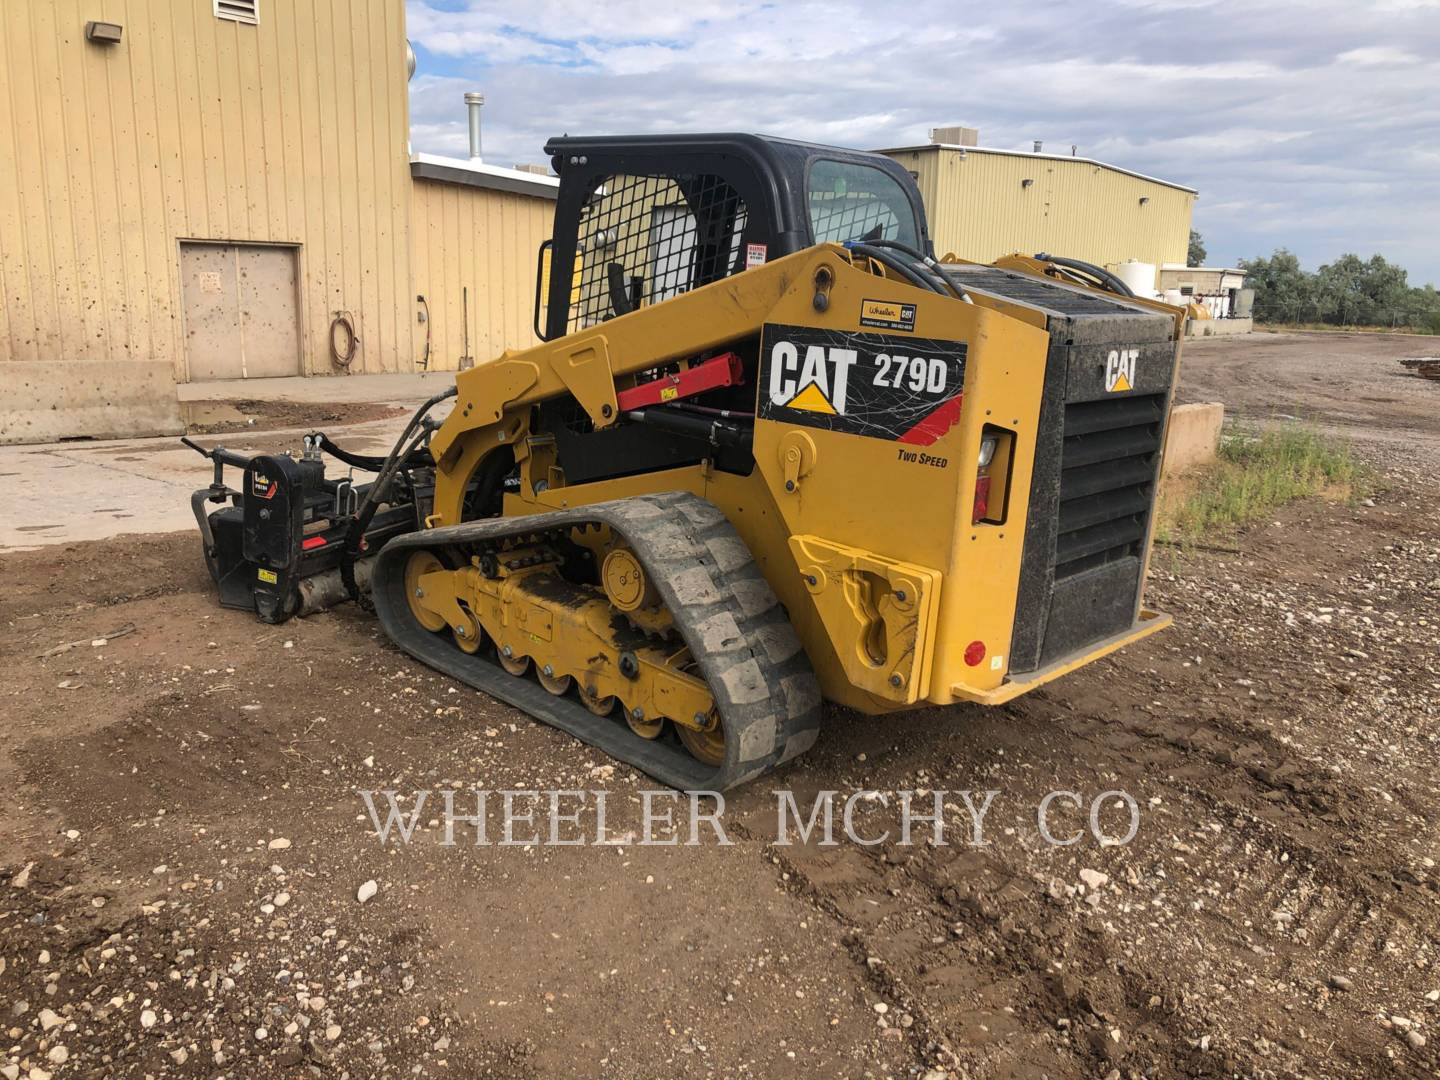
[1408,284,1440,334]
[1238,248,1436,331]
[1358,254,1409,325]
[1239,249,1314,323]
[1315,254,1409,326]
[1187,230,1206,268]
[1315,254,1367,325]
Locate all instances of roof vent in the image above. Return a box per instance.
[465,92,484,162]
[214,0,258,24]
[929,125,978,147]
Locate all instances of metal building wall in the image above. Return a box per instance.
[0,0,414,379]
[887,148,1194,275]
[409,179,552,370]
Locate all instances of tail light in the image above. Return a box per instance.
[972,434,998,524]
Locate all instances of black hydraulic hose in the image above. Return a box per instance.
[844,242,946,297]
[464,443,516,521]
[1035,253,1135,297]
[847,242,944,294]
[314,433,430,473]
[341,426,431,605]
[362,387,456,516]
[341,386,456,603]
[861,238,971,302]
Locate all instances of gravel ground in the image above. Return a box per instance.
[0,331,1436,1078]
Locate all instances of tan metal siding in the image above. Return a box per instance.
[0,0,414,378]
[410,178,552,370]
[889,149,1194,280]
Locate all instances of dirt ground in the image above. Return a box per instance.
[1178,329,1440,451]
[1,332,1438,1078]
[183,400,408,436]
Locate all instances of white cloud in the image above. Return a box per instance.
[1336,46,1422,65]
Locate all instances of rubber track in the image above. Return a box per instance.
[371,492,823,790]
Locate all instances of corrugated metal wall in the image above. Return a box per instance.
[0,0,415,377]
[888,149,1194,276]
[410,179,550,369]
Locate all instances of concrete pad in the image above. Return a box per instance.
[0,369,463,551]
[0,413,429,553]
[0,360,184,445]
[1162,402,1225,478]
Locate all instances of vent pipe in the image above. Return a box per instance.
[1033,139,1043,154]
[464,92,485,162]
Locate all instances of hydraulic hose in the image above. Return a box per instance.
[1034,253,1135,297]
[314,433,430,473]
[463,443,516,521]
[362,387,457,514]
[844,242,947,297]
[861,238,972,303]
[340,386,457,604]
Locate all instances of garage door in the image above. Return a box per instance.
[181,242,301,380]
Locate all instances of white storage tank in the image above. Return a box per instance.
[1112,260,1158,298]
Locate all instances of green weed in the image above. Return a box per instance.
[1157,423,1365,545]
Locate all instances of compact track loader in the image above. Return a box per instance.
[189,133,1184,790]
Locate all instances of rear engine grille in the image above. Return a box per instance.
[1055,394,1163,580]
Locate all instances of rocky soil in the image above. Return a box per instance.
[1,331,1437,1077]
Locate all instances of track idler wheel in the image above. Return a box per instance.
[404,551,448,633]
[677,710,725,766]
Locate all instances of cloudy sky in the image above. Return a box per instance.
[405,0,1440,285]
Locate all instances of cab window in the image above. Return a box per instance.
[807,159,920,248]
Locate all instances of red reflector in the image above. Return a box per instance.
[302,536,327,551]
[964,640,986,667]
[972,474,992,524]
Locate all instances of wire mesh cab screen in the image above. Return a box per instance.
[806,159,920,248]
[569,173,749,333]
[539,136,932,341]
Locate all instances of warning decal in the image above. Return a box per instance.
[759,324,967,445]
